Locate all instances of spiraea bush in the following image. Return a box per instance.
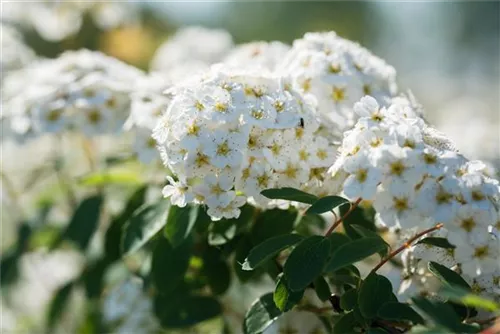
[1,23,499,334]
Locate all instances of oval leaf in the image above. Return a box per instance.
[273,274,304,312]
[242,234,304,271]
[261,188,318,204]
[164,205,199,248]
[306,196,349,215]
[358,273,394,319]
[377,302,424,324]
[428,261,471,290]
[326,237,387,273]
[121,200,170,255]
[59,195,103,250]
[417,237,456,249]
[244,293,282,334]
[157,295,221,328]
[151,236,192,294]
[284,236,331,291]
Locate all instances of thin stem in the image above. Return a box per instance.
[371,223,444,274]
[325,198,362,236]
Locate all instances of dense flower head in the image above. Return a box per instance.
[2,49,144,141]
[153,66,339,220]
[223,41,291,72]
[150,26,234,73]
[331,95,500,277]
[278,31,398,138]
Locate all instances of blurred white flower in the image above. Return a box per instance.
[2,49,144,142]
[150,26,234,72]
[102,277,159,334]
[223,41,290,71]
[1,250,85,333]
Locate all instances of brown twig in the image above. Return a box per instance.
[371,223,444,274]
[325,198,362,236]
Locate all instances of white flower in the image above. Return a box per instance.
[446,205,493,246]
[207,194,247,221]
[343,152,382,200]
[374,181,423,229]
[194,173,235,208]
[202,130,245,169]
[150,26,233,72]
[162,176,193,208]
[456,238,500,276]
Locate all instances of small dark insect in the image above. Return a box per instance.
[298,117,305,128]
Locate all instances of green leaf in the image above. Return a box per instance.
[340,205,376,240]
[284,236,331,291]
[313,276,331,302]
[234,237,260,282]
[358,273,394,319]
[104,186,147,261]
[121,200,170,255]
[340,289,358,312]
[250,209,297,244]
[59,195,103,250]
[428,261,471,290]
[330,266,361,287]
[164,205,199,248]
[439,284,500,312]
[261,187,318,204]
[412,296,478,333]
[326,237,387,273]
[242,234,304,271]
[306,196,349,215]
[377,302,424,324]
[82,258,110,299]
[274,274,305,312]
[151,236,192,294]
[351,225,389,257]
[202,248,231,295]
[333,312,357,334]
[295,214,326,236]
[416,237,456,249]
[244,293,282,334]
[328,232,351,255]
[156,295,222,328]
[79,170,142,186]
[47,282,74,330]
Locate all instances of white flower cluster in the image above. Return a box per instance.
[102,277,158,334]
[125,74,172,163]
[150,26,234,74]
[330,95,500,277]
[408,233,500,309]
[2,1,139,41]
[1,250,85,333]
[153,66,338,220]
[278,32,398,138]
[2,50,143,141]
[223,41,290,72]
[0,24,36,80]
